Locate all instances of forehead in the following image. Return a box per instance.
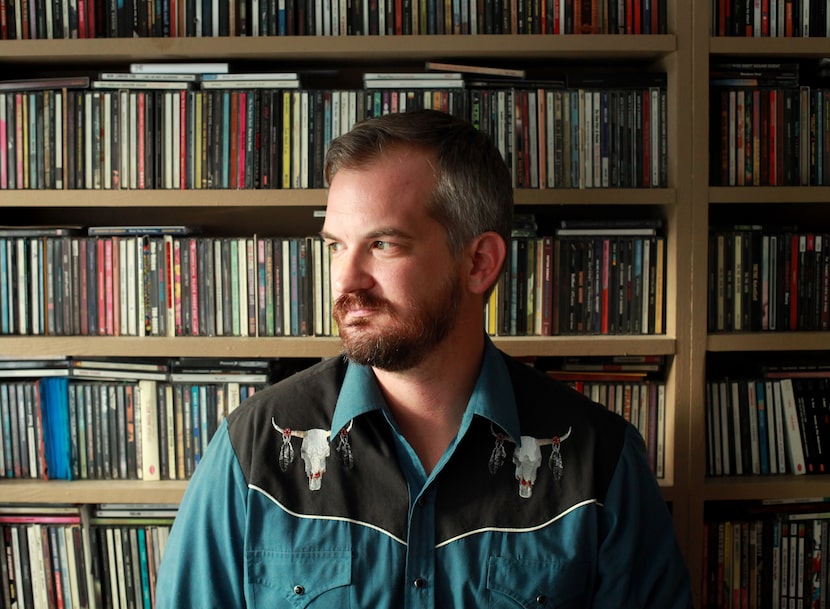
[323,147,438,231]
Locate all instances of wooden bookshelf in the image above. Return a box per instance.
[688,1,830,607]
[0,2,703,605]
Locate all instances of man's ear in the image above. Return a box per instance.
[466,232,507,296]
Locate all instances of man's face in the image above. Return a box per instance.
[322,147,463,371]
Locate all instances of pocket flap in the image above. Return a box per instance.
[487,555,587,608]
[248,549,352,608]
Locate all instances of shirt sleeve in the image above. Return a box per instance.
[155,421,249,609]
[593,424,694,609]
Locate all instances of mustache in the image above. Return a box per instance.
[333,291,390,315]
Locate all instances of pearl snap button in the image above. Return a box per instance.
[536,594,547,604]
[293,585,305,595]
[413,578,427,589]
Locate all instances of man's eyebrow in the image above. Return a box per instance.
[366,227,414,240]
[319,227,414,241]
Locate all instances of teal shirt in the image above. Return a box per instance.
[156,340,692,608]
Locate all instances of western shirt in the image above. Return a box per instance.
[156,339,692,608]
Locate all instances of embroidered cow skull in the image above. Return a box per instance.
[271,420,332,491]
[493,425,573,499]
[513,436,544,499]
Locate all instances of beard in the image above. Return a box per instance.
[333,275,462,372]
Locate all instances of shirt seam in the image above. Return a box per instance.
[434,498,603,549]
[249,483,409,547]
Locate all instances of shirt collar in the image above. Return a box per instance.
[330,337,521,443]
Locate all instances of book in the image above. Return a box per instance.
[137,380,160,481]
[98,72,199,82]
[68,366,167,382]
[86,226,198,236]
[0,360,70,378]
[69,358,168,372]
[93,504,178,518]
[555,221,662,237]
[168,370,269,384]
[0,77,90,92]
[778,378,807,475]
[362,73,466,89]
[425,61,526,79]
[200,72,300,81]
[0,226,84,237]
[363,71,464,81]
[199,79,300,90]
[560,355,666,372]
[169,357,270,371]
[129,62,230,74]
[91,80,191,90]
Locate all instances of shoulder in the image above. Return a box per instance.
[224,356,347,475]
[228,356,346,427]
[501,352,631,496]
[502,352,628,436]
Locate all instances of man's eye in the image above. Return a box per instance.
[326,242,342,252]
[372,241,391,250]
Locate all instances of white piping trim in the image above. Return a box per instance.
[435,498,602,549]
[249,484,408,547]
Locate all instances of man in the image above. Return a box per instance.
[156,109,692,608]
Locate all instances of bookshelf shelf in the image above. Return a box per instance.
[703,476,830,502]
[709,186,830,204]
[0,35,677,65]
[0,335,675,358]
[0,336,344,358]
[0,477,676,504]
[495,335,676,357]
[0,188,677,208]
[0,189,329,208]
[515,188,677,206]
[707,332,830,352]
[709,37,830,57]
[2,479,189,504]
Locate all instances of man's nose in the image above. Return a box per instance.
[332,249,373,295]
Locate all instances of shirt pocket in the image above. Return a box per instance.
[486,555,589,609]
[247,549,352,609]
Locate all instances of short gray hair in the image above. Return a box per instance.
[324,109,514,259]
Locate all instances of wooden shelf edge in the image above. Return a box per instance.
[709,186,830,204]
[0,189,328,208]
[709,36,830,57]
[703,475,830,502]
[0,335,675,358]
[495,335,676,357]
[0,336,345,358]
[0,477,673,505]
[515,188,676,206]
[0,35,677,64]
[1,479,188,504]
[0,188,676,208]
[707,332,830,352]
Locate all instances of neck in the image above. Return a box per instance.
[374,328,486,474]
